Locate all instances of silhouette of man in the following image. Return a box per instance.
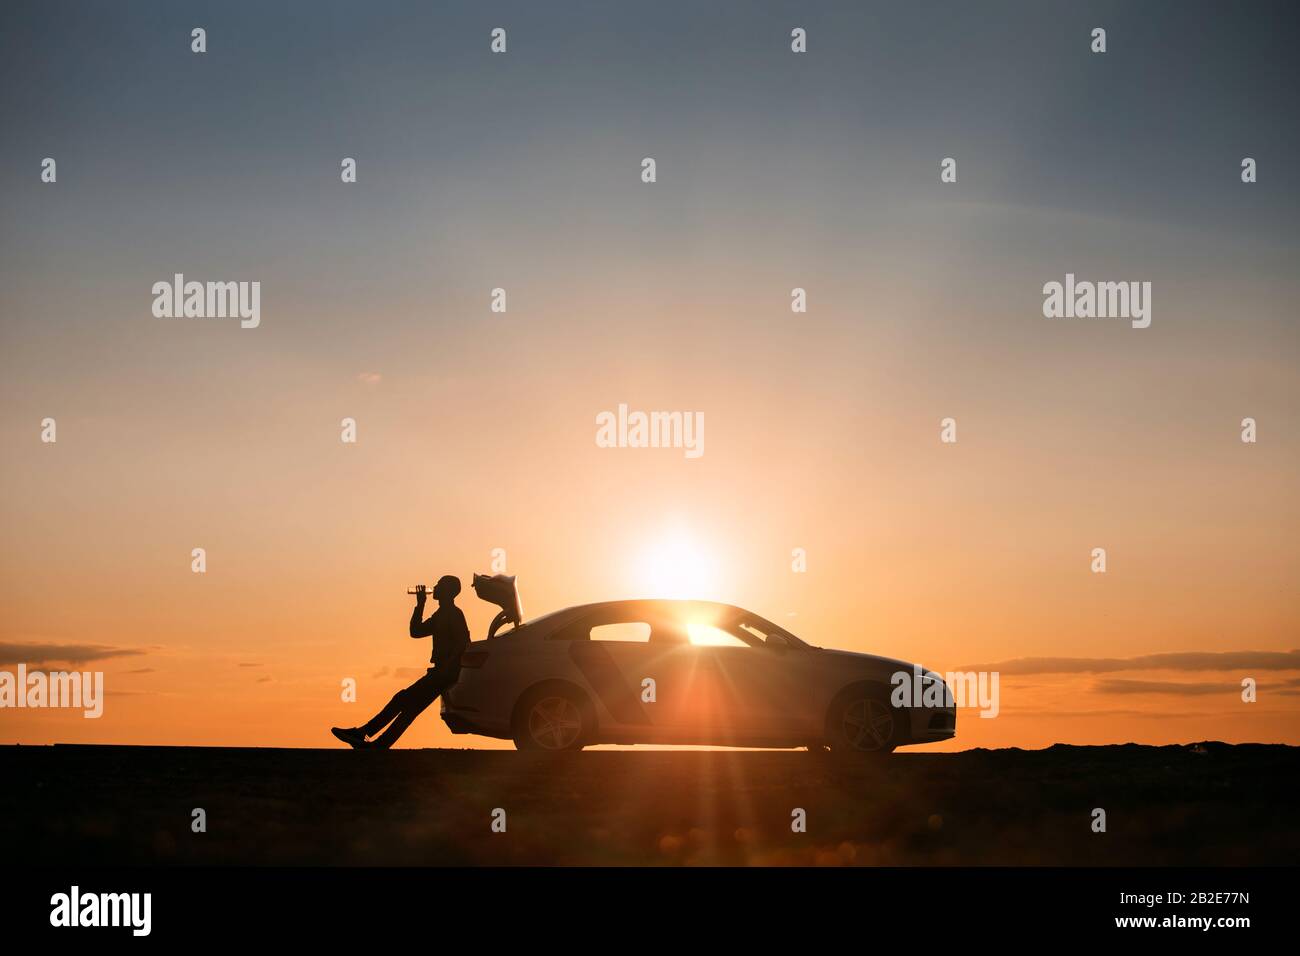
[331,574,470,749]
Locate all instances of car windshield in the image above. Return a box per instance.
[735,615,810,649]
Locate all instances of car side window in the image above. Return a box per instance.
[547,613,712,646]
[686,623,753,648]
[588,622,652,643]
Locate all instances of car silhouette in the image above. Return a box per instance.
[442,574,957,753]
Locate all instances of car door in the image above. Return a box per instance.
[673,620,821,742]
[557,613,679,740]
[635,618,785,742]
[567,612,737,741]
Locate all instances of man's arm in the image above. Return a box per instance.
[409,586,435,638]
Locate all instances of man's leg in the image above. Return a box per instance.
[358,683,414,738]
[368,669,456,750]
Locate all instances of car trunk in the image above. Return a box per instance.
[472,573,523,639]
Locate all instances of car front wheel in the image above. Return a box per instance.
[827,693,904,754]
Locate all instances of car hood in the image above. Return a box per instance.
[813,646,932,677]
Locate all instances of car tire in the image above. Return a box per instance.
[825,689,905,755]
[512,684,591,752]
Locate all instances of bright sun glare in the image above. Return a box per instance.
[633,528,719,601]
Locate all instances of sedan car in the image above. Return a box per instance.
[442,574,956,753]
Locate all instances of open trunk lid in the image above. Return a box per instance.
[472,573,523,639]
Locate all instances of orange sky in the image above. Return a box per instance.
[3,273,1297,750]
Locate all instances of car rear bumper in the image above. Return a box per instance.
[440,709,484,736]
[439,706,513,740]
[441,691,512,743]
[440,677,513,740]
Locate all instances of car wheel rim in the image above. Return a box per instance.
[528,696,582,750]
[843,698,893,751]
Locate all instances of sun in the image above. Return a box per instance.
[632,527,719,599]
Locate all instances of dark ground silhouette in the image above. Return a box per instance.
[3,742,1296,865]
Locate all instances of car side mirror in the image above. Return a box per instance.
[767,639,788,653]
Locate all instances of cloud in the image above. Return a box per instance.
[125,667,156,674]
[372,665,429,680]
[256,676,273,684]
[1261,677,1300,696]
[0,642,147,667]
[239,662,262,668]
[1094,679,1235,696]
[992,706,1296,718]
[357,372,382,385]
[995,708,1207,719]
[957,649,1300,675]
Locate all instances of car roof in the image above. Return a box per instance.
[519,599,774,634]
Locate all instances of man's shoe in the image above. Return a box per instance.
[331,727,369,749]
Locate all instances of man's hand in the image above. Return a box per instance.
[414,584,427,605]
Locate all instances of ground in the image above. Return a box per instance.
[3,742,1295,865]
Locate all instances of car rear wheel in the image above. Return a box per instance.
[827,692,904,754]
[513,686,590,751]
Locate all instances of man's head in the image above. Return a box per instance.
[432,575,461,602]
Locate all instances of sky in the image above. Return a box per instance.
[1,1,1297,750]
